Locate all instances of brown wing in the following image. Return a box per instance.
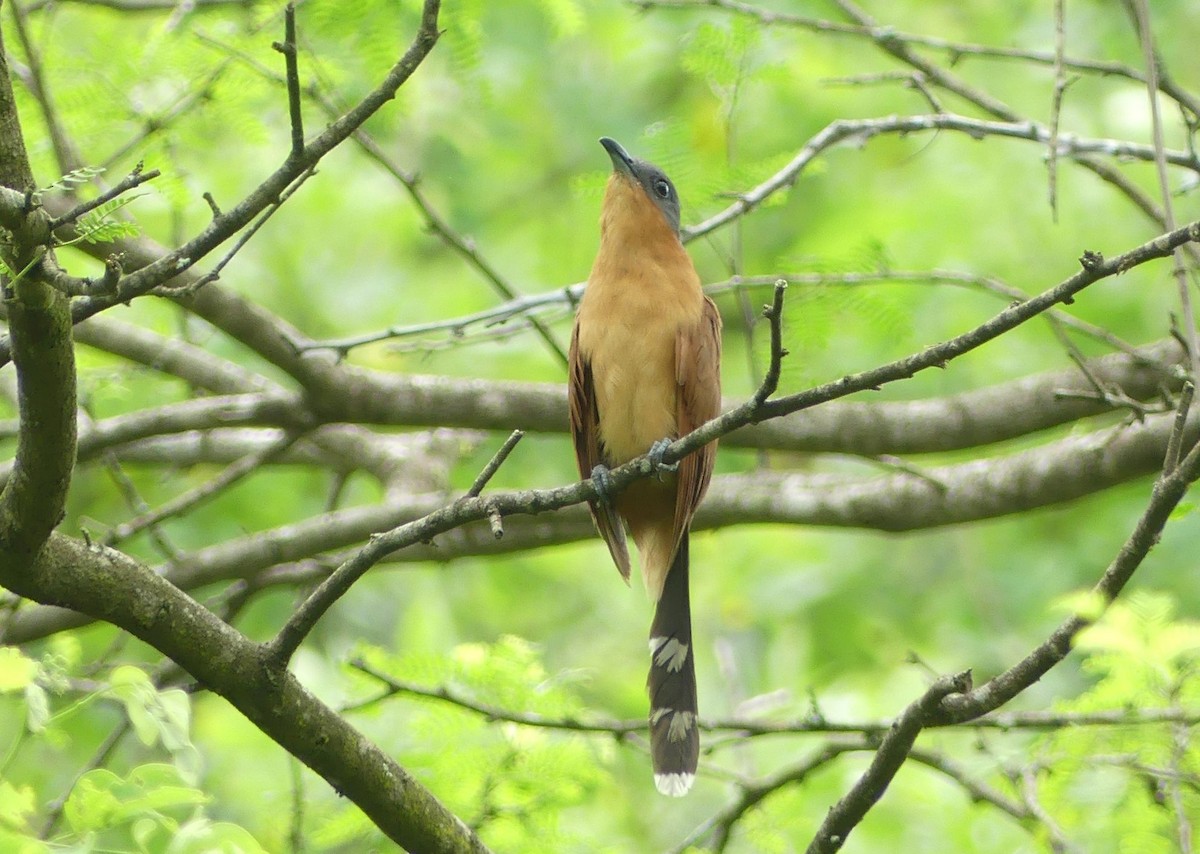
[568,317,632,581]
[672,296,722,547]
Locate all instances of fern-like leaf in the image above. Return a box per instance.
[71,196,144,246]
[38,166,106,199]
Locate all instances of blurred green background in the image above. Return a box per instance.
[1,0,1199,851]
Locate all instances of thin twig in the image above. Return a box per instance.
[296,293,576,356]
[1169,721,1195,854]
[299,267,1147,360]
[862,454,949,493]
[101,452,179,561]
[288,756,306,853]
[102,55,246,170]
[694,741,866,854]
[343,658,640,732]
[103,430,304,547]
[317,102,570,367]
[37,716,130,837]
[48,162,161,231]
[8,0,83,174]
[935,403,1200,725]
[465,429,524,498]
[751,280,787,406]
[809,0,1200,271]
[1128,0,1200,384]
[681,113,1200,244]
[1059,345,1154,419]
[1163,381,1195,473]
[0,0,447,368]
[1018,767,1075,853]
[673,220,1200,467]
[343,661,1200,736]
[38,658,190,838]
[196,30,569,368]
[1047,0,1067,220]
[631,0,1200,118]
[906,748,1029,824]
[174,166,318,293]
[806,671,973,853]
[273,3,305,159]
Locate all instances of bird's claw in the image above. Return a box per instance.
[590,464,614,506]
[647,438,678,479]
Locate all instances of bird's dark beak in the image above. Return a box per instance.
[600,137,636,178]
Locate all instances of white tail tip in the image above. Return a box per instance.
[654,772,695,797]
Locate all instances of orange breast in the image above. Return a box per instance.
[576,175,704,465]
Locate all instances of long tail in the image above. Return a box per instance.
[647,533,698,796]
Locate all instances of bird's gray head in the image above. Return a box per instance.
[599,137,682,235]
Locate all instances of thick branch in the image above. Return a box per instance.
[5,402,1194,643]
[711,406,1200,531]
[73,315,276,394]
[0,533,491,853]
[0,284,77,558]
[59,303,1192,456]
[0,20,77,565]
[40,176,1189,457]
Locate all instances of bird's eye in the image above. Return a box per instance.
[653,179,671,199]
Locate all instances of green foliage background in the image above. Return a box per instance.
[0,0,1198,851]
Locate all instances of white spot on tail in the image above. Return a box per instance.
[667,709,695,741]
[649,636,689,672]
[655,772,695,797]
[650,707,696,741]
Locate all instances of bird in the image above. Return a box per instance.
[568,137,722,796]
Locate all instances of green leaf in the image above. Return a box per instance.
[167,818,269,854]
[155,689,191,752]
[64,769,124,832]
[106,666,193,755]
[0,648,37,693]
[536,0,583,37]
[680,17,761,92]
[0,779,35,831]
[64,764,207,833]
[0,829,48,854]
[1168,500,1195,520]
[24,683,49,734]
[38,165,105,198]
[131,816,159,851]
[72,196,144,246]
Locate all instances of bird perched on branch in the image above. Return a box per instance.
[569,137,722,796]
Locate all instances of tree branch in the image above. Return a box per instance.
[5,395,1196,643]
[681,114,1200,243]
[178,222,1200,655]
[0,0,445,365]
[635,0,1200,118]
[934,396,1200,724]
[0,534,492,853]
[272,3,304,159]
[0,18,77,564]
[47,161,161,231]
[806,672,973,853]
[663,220,1200,468]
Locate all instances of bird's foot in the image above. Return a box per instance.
[590,464,615,506]
[647,438,678,479]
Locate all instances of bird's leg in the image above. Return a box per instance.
[590,464,615,506]
[647,438,679,479]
